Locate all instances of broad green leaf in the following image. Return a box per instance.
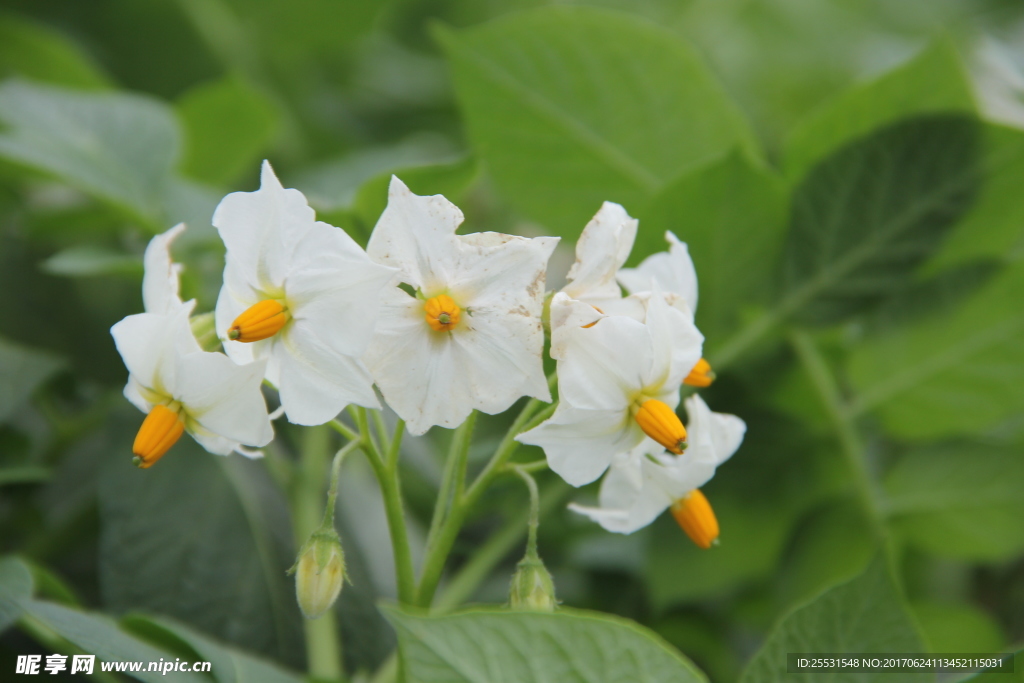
[122,614,303,683]
[21,599,207,683]
[98,437,304,669]
[0,556,33,632]
[41,246,142,278]
[438,6,757,232]
[781,114,980,324]
[637,151,787,342]
[911,601,1004,653]
[784,40,975,180]
[848,263,1024,439]
[926,125,1024,273]
[0,13,111,89]
[0,335,64,422]
[740,558,930,683]
[383,606,708,683]
[176,76,278,186]
[0,80,180,223]
[883,443,1024,560]
[776,501,874,608]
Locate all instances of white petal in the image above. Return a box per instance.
[448,232,557,309]
[110,307,199,397]
[215,272,259,367]
[516,404,640,486]
[364,291,493,435]
[366,176,464,291]
[548,293,606,360]
[213,160,319,292]
[142,223,186,314]
[684,394,746,466]
[276,323,380,426]
[640,290,703,392]
[618,231,698,313]
[556,315,653,411]
[562,202,637,303]
[176,352,273,448]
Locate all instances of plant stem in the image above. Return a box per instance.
[415,397,555,607]
[423,413,477,557]
[512,466,541,560]
[291,425,342,681]
[357,409,417,605]
[789,330,888,543]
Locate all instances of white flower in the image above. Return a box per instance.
[363,177,558,435]
[617,231,698,314]
[560,202,637,309]
[214,161,397,426]
[517,292,703,486]
[111,306,273,467]
[569,394,745,535]
[142,223,188,314]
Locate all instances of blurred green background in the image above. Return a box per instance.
[2,0,1024,681]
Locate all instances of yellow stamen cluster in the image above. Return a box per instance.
[633,399,687,454]
[133,404,185,469]
[671,489,719,549]
[228,299,290,342]
[684,358,715,388]
[424,294,461,332]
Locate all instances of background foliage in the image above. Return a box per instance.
[2,0,1024,681]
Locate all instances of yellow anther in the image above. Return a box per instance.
[582,306,604,329]
[424,294,461,332]
[671,489,719,549]
[633,398,687,454]
[133,404,185,469]
[684,358,716,388]
[228,299,290,342]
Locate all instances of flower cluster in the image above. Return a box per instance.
[111,162,743,545]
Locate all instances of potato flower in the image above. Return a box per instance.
[142,222,188,315]
[568,394,745,545]
[214,161,397,426]
[517,292,703,486]
[363,177,558,435]
[112,305,273,468]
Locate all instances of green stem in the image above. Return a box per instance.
[512,467,541,561]
[789,330,888,543]
[415,397,555,607]
[358,409,416,605]
[423,413,477,556]
[291,426,342,681]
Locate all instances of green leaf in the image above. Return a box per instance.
[848,263,1024,439]
[883,443,1024,560]
[784,40,976,181]
[740,558,929,683]
[20,600,208,683]
[0,334,64,422]
[176,76,278,186]
[97,436,304,669]
[383,605,708,683]
[781,114,981,324]
[0,13,111,89]
[41,246,142,278]
[925,125,1024,273]
[122,614,304,683]
[0,80,180,223]
[777,501,874,608]
[911,601,1004,653]
[0,556,33,632]
[637,151,787,342]
[438,6,757,232]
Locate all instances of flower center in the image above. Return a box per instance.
[424,294,461,332]
[684,358,715,387]
[670,489,719,549]
[632,398,687,454]
[133,403,186,469]
[228,299,290,342]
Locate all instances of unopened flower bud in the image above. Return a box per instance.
[189,312,221,352]
[509,556,557,612]
[292,530,345,619]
